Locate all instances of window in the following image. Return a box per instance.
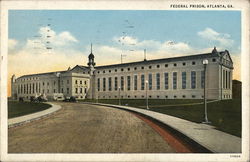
[43,82,45,86]
[80,88,83,93]
[201,71,205,88]
[121,68,124,72]
[103,70,105,73]
[109,70,111,73]
[108,77,112,91]
[75,88,78,93]
[80,80,82,84]
[141,74,145,90]
[67,80,69,84]
[223,70,225,89]
[21,84,23,94]
[67,88,69,94]
[61,88,64,93]
[164,73,169,89]
[103,78,106,91]
[134,67,137,70]
[121,76,124,91]
[191,71,196,89]
[212,58,216,62]
[75,80,78,84]
[114,77,118,91]
[54,89,56,93]
[192,61,196,65]
[33,83,35,93]
[156,73,160,90]
[173,72,177,89]
[226,70,228,89]
[127,68,130,71]
[192,95,196,98]
[127,76,131,90]
[182,72,186,89]
[141,66,144,69]
[165,64,168,67]
[47,89,49,93]
[174,63,177,67]
[29,84,32,94]
[134,75,138,90]
[182,95,186,98]
[148,74,152,90]
[183,62,186,66]
[98,71,100,74]
[85,81,87,85]
[115,69,117,72]
[84,88,87,93]
[149,66,152,69]
[97,78,100,91]
[157,65,160,68]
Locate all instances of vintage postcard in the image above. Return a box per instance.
[0,0,249,161]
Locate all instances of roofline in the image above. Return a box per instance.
[95,52,219,69]
[17,70,67,79]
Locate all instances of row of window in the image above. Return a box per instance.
[97,71,205,92]
[96,59,217,74]
[98,94,202,99]
[75,87,87,94]
[75,80,87,85]
[20,79,87,88]
[16,82,81,95]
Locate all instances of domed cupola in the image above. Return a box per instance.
[87,43,96,67]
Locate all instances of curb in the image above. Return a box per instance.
[8,102,62,128]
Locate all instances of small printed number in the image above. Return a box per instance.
[230,155,240,158]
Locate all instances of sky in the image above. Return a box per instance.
[8,10,241,96]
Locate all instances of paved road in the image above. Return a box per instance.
[8,102,175,153]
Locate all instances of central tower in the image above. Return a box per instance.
[87,43,96,68]
[87,43,96,99]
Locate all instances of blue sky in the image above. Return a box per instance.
[8,10,241,82]
[9,10,241,52]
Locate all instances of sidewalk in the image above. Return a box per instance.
[84,102,241,153]
[8,102,62,128]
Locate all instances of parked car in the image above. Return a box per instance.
[37,96,48,102]
[19,97,24,102]
[63,96,77,102]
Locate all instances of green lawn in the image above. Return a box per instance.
[8,101,51,119]
[83,99,241,137]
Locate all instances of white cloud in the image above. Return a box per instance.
[32,26,78,48]
[8,39,18,50]
[198,28,234,47]
[113,36,138,46]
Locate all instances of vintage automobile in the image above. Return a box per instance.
[63,96,77,102]
[30,95,48,102]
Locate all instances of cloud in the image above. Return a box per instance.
[8,39,18,50]
[23,26,78,51]
[113,36,138,46]
[198,28,234,47]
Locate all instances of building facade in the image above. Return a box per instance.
[11,47,233,100]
